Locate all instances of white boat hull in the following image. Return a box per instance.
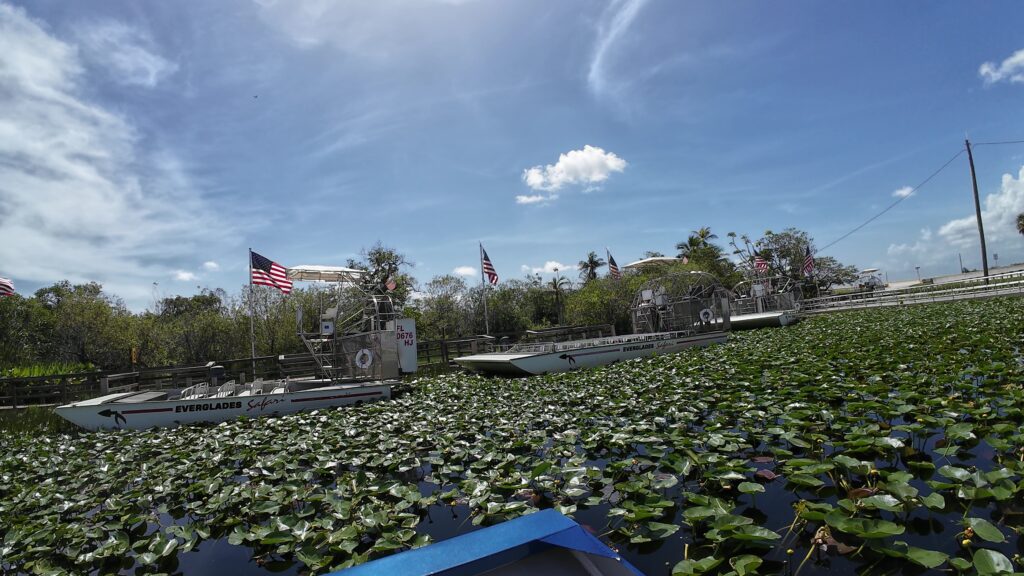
[55,382,391,431]
[454,331,727,376]
[730,310,800,330]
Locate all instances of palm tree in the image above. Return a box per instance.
[691,227,718,247]
[675,235,701,259]
[1017,212,1024,236]
[577,251,606,282]
[548,271,571,325]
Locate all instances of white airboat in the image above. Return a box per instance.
[728,275,802,329]
[55,265,417,431]
[455,272,731,376]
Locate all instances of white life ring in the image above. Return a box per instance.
[699,308,715,323]
[355,349,374,369]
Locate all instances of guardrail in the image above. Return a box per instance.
[803,270,1024,313]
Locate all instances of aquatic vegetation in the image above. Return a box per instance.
[2,298,1024,575]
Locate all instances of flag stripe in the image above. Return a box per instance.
[480,247,499,285]
[607,251,621,279]
[251,251,293,294]
[0,276,13,297]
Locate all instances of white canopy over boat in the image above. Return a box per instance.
[287,265,364,283]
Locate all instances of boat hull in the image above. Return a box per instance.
[455,331,727,376]
[730,310,800,330]
[55,382,391,431]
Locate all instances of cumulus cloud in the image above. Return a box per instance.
[520,261,575,275]
[202,261,220,271]
[520,145,627,203]
[453,265,477,277]
[75,20,178,87]
[0,4,224,307]
[938,166,1024,248]
[892,186,914,199]
[979,48,1024,85]
[174,270,198,282]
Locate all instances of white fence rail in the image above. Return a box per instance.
[803,270,1024,313]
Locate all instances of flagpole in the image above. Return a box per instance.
[248,248,257,377]
[480,243,490,335]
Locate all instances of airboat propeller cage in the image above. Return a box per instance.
[630,271,731,334]
[731,275,802,315]
[291,266,417,379]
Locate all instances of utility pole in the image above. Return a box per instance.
[965,139,990,282]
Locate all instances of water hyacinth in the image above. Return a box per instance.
[2,298,1024,575]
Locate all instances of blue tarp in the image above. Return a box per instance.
[331,508,645,576]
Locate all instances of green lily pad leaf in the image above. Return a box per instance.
[892,541,949,569]
[825,510,905,538]
[738,482,764,495]
[729,554,763,576]
[672,555,723,575]
[860,494,901,512]
[973,549,1014,575]
[728,525,780,541]
[646,521,680,539]
[938,465,971,482]
[964,518,1006,543]
[949,557,972,571]
[787,474,824,488]
[919,492,945,510]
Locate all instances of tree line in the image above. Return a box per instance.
[0,229,857,374]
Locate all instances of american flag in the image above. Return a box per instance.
[250,251,293,294]
[0,276,14,297]
[802,246,814,277]
[607,250,621,279]
[753,250,768,272]
[385,277,397,291]
[480,245,499,285]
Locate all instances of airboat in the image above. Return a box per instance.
[728,275,802,329]
[454,272,730,376]
[55,265,417,431]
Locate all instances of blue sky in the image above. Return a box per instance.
[2,0,1024,308]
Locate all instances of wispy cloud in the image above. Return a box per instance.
[891,186,914,199]
[174,270,198,282]
[979,48,1024,85]
[0,4,224,306]
[519,145,627,204]
[515,194,550,205]
[587,0,649,99]
[202,261,220,271]
[453,265,477,276]
[75,19,178,87]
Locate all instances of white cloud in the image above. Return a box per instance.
[521,261,575,275]
[75,20,177,87]
[174,270,198,282]
[0,4,224,307]
[521,145,627,198]
[202,261,220,271]
[453,265,477,277]
[892,186,914,199]
[938,166,1024,248]
[979,48,1024,85]
[587,0,649,98]
[515,194,550,205]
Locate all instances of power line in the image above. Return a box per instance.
[972,139,1024,147]
[817,148,965,254]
